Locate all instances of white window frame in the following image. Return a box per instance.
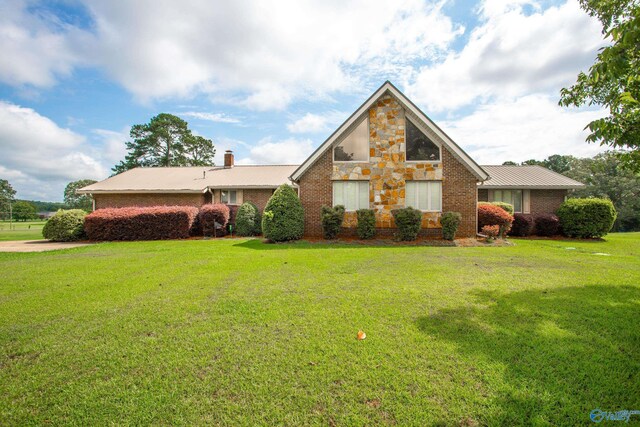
[405,117,442,164]
[332,181,369,211]
[489,189,524,213]
[221,190,237,204]
[405,181,442,212]
[333,118,370,163]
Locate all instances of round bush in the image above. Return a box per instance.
[478,204,514,237]
[356,209,376,239]
[199,204,230,237]
[262,184,304,242]
[441,211,462,241]
[392,207,422,241]
[557,198,617,238]
[534,213,560,236]
[43,209,86,242]
[509,213,534,237]
[235,202,261,236]
[479,201,514,215]
[321,205,345,239]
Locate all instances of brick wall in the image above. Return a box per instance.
[296,93,480,238]
[442,148,478,237]
[530,189,567,215]
[243,189,275,212]
[94,193,204,209]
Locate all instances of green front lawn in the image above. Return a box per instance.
[0,221,45,241]
[1,234,638,425]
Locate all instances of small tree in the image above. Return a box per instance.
[262,184,304,242]
[0,179,16,220]
[321,205,345,239]
[12,201,37,221]
[235,202,261,236]
[478,204,514,238]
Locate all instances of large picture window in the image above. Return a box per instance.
[406,119,440,161]
[490,190,522,213]
[333,181,369,211]
[334,118,369,162]
[405,181,442,211]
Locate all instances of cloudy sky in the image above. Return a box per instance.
[0,0,606,201]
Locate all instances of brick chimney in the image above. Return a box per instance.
[224,150,234,168]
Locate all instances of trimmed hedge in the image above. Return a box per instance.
[441,212,462,241]
[199,204,230,237]
[321,205,345,239]
[481,225,499,240]
[509,213,534,237]
[262,184,304,242]
[235,202,261,236]
[356,209,376,239]
[557,198,617,238]
[479,201,514,215]
[42,209,86,242]
[392,207,422,241]
[85,206,198,241]
[534,213,560,236]
[478,203,514,238]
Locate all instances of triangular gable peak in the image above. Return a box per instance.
[290,81,488,182]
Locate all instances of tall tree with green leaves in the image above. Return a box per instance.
[64,179,97,211]
[12,201,37,221]
[112,113,216,174]
[559,0,640,171]
[0,179,16,220]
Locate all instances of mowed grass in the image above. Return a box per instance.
[0,221,45,241]
[0,234,639,425]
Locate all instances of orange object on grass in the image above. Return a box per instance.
[357,330,366,340]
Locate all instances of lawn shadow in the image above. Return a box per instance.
[233,238,458,251]
[415,284,640,425]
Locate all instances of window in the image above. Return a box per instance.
[333,181,369,211]
[406,119,440,161]
[405,181,442,211]
[221,190,237,204]
[334,118,369,162]
[490,190,522,213]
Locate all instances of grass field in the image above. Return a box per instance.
[1,234,638,425]
[0,221,45,241]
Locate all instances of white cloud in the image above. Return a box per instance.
[441,95,607,164]
[236,137,314,165]
[0,101,109,200]
[287,111,347,133]
[407,0,604,112]
[0,0,83,87]
[179,111,240,124]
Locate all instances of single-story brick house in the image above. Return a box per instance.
[79,81,583,238]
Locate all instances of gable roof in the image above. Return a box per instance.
[77,165,298,194]
[478,165,585,189]
[290,81,489,182]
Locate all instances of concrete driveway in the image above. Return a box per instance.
[0,240,93,252]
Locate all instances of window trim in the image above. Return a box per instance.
[488,189,523,213]
[404,117,442,164]
[332,180,370,212]
[221,189,237,204]
[405,180,442,212]
[333,117,370,164]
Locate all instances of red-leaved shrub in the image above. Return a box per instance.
[481,225,500,240]
[85,206,199,241]
[534,213,560,236]
[199,203,230,237]
[510,213,534,237]
[478,203,514,237]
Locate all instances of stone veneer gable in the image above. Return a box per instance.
[298,92,479,237]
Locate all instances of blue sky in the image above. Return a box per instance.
[0,0,606,201]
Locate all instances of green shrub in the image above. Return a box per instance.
[235,202,262,236]
[262,184,304,242]
[479,201,514,215]
[356,209,376,239]
[441,212,462,240]
[557,198,617,238]
[392,207,422,241]
[321,205,345,239]
[43,209,86,242]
